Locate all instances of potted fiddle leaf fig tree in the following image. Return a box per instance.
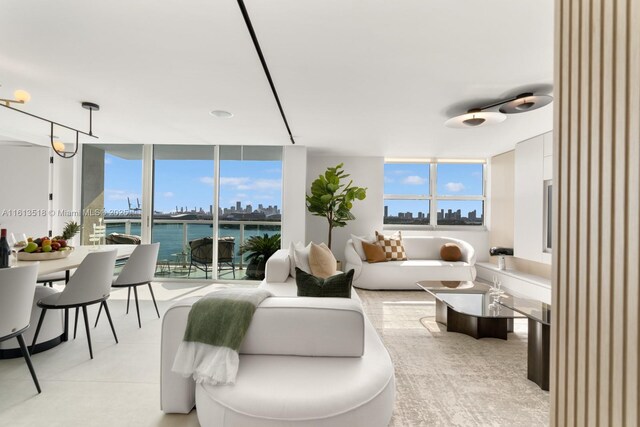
[306,163,367,250]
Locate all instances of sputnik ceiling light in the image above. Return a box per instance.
[0,87,99,158]
[445,92,553,129]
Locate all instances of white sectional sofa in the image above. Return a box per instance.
[161,249,395,427]
[345,235,477,290]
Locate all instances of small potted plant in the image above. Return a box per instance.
[239,233,281,280]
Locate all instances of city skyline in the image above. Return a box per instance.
[384,205,484,225]
[103,153,283,215]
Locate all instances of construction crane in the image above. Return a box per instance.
[127,197,141,213]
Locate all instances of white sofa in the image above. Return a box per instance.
[345,235,477,290]
[161,249,395,427]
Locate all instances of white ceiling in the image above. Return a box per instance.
[0,0,553,158]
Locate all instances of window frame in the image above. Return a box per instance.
[383,160,487,230]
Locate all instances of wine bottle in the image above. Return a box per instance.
[0,229,10,268]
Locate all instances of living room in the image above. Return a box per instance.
[0,1,637,426]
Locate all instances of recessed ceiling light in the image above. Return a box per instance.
[210,110,233,118]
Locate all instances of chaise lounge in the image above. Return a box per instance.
[161,249,395,426]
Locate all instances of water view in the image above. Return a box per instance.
[106,220,281,266]
[85,144,284,280]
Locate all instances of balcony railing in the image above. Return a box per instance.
[103,218,281,275]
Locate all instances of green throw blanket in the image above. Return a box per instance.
[171,288,271,385]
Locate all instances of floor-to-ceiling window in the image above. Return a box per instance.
[152,145,215,279]
[218,146,282,280]
[81,144,282,281]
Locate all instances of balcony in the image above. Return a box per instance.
[104,218,281,281]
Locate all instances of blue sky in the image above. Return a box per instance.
[384,163,484,217]
[104,154,282,213]
[103,154,143,211]
[102,154,482,218]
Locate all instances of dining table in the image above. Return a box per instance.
[17,244,137,279]
[16,244,138,343]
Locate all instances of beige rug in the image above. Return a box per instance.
[357,289,549,427]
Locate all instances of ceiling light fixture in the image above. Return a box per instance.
[0,88,99,159]
[444,109,506,129]
[445,90,553,129]
[0,89,31,106]
[499,93,554,114]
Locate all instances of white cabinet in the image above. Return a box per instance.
[514,132,552,265]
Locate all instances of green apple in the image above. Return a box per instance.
[24,242,38,253]
[43,245,52,253]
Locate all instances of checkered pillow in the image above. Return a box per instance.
[375,231,407,261]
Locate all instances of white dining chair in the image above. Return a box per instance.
[31,250,118,359]
[37,269,76,287]
[0,263,41,393]
[94,243,160,328]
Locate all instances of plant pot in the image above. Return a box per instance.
[255,258,267,280]
[245,257,266,280]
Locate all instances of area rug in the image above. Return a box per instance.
[357,289,550,427]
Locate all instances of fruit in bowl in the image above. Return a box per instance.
[21,237,69,254]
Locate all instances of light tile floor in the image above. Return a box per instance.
[0,282,549,427]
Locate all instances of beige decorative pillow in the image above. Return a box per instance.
[375,231,407,261]
[362,241,387,263]
[308,242,337,278]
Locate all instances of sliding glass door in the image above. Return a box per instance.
[218,146,282,280]
[152,145,215,279]
[80,143,282,282]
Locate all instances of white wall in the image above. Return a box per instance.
[0,144,50,237]
[282,145,307,248]
[304,154,490,264]
[51,152,79,241]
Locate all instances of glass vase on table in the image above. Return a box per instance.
[10,233,27,266]
[489,276,505,298]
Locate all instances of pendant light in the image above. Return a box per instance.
[0,88,99,159]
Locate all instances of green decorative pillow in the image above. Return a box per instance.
[295,268,354,298]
